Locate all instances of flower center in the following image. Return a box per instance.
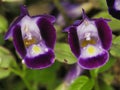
[87,45,96,55]
[23,27,39,48]
[80,45,103,58]
[80,33,97,48]
[31,45,42,55]
[23,25,40,48]
[24,36,37,47]
[114,0,120,10]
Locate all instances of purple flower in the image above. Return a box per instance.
[106,0,120,19]
[4,5,56,69]
[61,1,81,18]
[56,1,81,26]
[65,9,112,70]
[64,64,83,86]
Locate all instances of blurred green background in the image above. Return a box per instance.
[0,0,120,90]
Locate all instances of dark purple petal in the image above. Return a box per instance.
[20,5,29,16]
[73,20,82,26]
[4,5,29,40]
[32,14,56,23]
[78,51,109,69]
[68,27,80,58]
[24,49,55,69]
[106,0,120,19]
[64,26,72,32]
[65,64,83,85]
[108,8,120,19]
[106,0,115,7]
[95,18,112,50]
[4,16,24,40]
[63,20,82,32]
[82,9,89,20]
[40,15,56,23]
[37,18,56,49]
[13,25,26,58]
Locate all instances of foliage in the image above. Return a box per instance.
[0,0,120,90]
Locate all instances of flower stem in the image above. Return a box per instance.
[94,79,99,90]
[10,67,32,90]
[90,70,99,90]
[9,67,22,77]
[64,64,83,87]
[21,76,32,90]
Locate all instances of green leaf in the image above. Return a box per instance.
[99,79,114,90]
[55,83,66,90]
[97,0,107,10]
[55,43,77,64]
[0,34,5,45]
[55,25,66,40]
[81,78,94,90]
[68,76,89,90]
[102,73,114,85]
[112,36,120,45]
[0,15,8,33]
[110,36,120,57]
[68,76,94,90]
[91,0,107,10]
[98,56,116,73]
[26,62,61,90]
[0,46,15,79]
[110,44,120,57]
[93,11,120,31]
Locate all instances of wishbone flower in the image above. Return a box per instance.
[5,5,56,69]
[65,9,112,69]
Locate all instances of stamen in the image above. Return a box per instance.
[23,25,38,47]
[27,32,32,40]
[85,33,91,41]
[24,37,37,47]
[80,37,97,48]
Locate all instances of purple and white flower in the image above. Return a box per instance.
[4,5,56,69]
[65,9,112,69]
[106,0,120,19]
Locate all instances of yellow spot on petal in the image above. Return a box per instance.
[87,45,96,54]
[32,45,41,54]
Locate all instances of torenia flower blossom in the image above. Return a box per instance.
[4,5,56,69]
[56,1,81,26]
[64,64,83,86]
[106,0,120,19]
[65,9,112,69]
